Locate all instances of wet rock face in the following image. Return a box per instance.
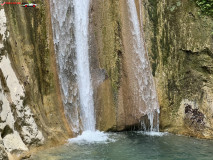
[90,0,160,132]
[142,0,213,138]
[89,0,120,131]
[0,3,49,158]
[0,0,73,158]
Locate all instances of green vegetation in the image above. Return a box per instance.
[196,0,213,16]
[148,0,159,76]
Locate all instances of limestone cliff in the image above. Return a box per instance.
[0,0,72,159]
[142,0,213,138]
[1,0,213,159]
[91,0,159,132]
[90,0,213,138]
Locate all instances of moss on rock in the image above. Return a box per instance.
[143,0,213,138]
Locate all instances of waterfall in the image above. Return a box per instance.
[50,0,95,133]
[50,0,159,134]
[127,0,160,131]
[74,0,95,131]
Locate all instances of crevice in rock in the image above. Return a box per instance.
[0,100,3,113]
[1,125,13,139]
[0,69,9,93]
[180,48,199,54]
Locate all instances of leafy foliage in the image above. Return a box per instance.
[196,0,213,16]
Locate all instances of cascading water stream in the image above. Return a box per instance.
[74,0,95,131]
[51,0,159,135]
[50,0,95,133]
[127,0,160,131]
[50,0,80,134]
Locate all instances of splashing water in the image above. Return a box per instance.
[68,130,115,144]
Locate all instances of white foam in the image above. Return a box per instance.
[68,130,115,144]
[138,131,168,137]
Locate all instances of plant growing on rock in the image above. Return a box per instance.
[196,0,213,16]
